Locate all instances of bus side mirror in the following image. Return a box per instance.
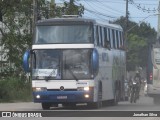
[91,49,99,76]
[23,50,31,73]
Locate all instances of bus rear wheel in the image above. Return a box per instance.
[42,103,51,110]
[110,89,119,105]
[153,97,160,105]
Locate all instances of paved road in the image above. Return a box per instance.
[0,93,159,120]
[0,93,158,111]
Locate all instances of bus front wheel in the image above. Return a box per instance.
[42,103,51,110]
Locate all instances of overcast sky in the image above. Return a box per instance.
[55,0,159,31]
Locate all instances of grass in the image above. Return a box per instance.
[0,77,32,102]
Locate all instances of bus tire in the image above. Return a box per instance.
[62,103,76,108]
[113,89,119,105]
[153,97,160,105]
[88,85,102,109]
[88,101,102,109]
[41,103,51,110]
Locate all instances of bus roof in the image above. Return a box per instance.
[95,20,123,30]
[36,17,95,25]
[36,17,122,30]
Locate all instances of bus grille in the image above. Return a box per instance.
[47,89,77,91]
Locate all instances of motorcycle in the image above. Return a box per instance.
[129,78,140,103]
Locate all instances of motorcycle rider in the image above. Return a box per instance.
[134,71,141,99]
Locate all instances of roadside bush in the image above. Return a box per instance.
[0,77,32,102]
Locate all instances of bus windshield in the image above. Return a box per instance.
[154,48,160,65]
[34,25,93,44]
[32,49,92,80]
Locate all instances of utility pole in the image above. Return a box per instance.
[33,0,38,32]
[157,0,160,44]
[125,0,129,47]
[125,0,129,31]
[50,0,55,18]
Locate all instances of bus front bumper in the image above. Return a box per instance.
[33,91,94,103]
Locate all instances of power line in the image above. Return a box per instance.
[129,0,158,13]
[94,0,125,15]
[75,0,118,19]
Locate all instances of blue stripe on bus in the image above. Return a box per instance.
[33,91,94,103]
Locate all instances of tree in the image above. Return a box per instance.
[62,0,84,16]
[43,0,84,18]
[113,16,157,71]
[0,0,85,78]
[0,0,33,77]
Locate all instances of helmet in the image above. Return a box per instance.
[136,71,139,74]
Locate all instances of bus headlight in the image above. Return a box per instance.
[36,95,41,99]
[33,87,47,92]
[77,87,90,91]
[84,87,90,91]
[84,94,90,98]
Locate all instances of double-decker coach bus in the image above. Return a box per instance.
[23,17,126,109]
[147,44,160,104]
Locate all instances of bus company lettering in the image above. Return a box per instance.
[77,82,89,87]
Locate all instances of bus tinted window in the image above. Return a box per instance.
[119,31,122,47]
[96,26,99,46]
[108,28,112,48]
[34,25,93,44]
[116,30,119,49]
[154,48,160,65]
[98,26,102,46]
[112,29,116,48]
[121,31,124,46]
[99,26,103,47]
[104,28,107,47]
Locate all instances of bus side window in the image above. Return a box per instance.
[116,30,120,49]
[100,26,103,47]
[98,26,102,47]
[123,32,125,47]
[96,26,99,46]
[94,26,97,46]
[112,29,117,49]
[104,27,107,48]
[108,28,113,49]
[119,31,122,48]
[104,27,111,50]
[119,31,124,49]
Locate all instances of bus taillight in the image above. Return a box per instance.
[150,73,153,80]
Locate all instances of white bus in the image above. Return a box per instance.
[147,44,160,104]
[23,17,126,109]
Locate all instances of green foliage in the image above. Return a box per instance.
[127,34,147,70]
[44,0,84,18]
[0,0,32,78]
[63,0,84,16]
[113,16,157,71]
[0,77,32,102]
[0,0,84,78]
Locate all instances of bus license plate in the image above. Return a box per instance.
[57,96,67,99]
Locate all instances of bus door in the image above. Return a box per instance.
[152,47,160,87]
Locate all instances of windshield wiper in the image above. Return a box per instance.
[65,64,78,81]
[45,65,60,81]
[45,69,56,81]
